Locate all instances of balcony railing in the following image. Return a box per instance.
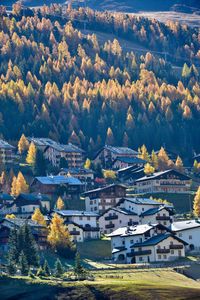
[170,245,183,249]
[157,249,170,254]
[128,221,138,226]
[69,231,80,235]
[105,215,118,221]
[132,250,152,256]
[105,223,115,229]
[156,216,171,221]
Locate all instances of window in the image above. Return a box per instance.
[189,235,192,240]
[171,250,174,254]
[130,240,133,244]
[122,241,125,245]
[158,255,161,259]
[87,216,90,220]
[139,257,143,262]
[163,255,167,259]
[79,216,83,220]
[178,233,182,237]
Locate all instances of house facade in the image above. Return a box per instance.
[59,168,94,189]
[171,220,200,252]
[108,224,187,264]
[140,206,174,227]
[135,169,191,194]
[93,145,138,169]
[84,184,127,214]
[0,139,16,164]
[112,157,145,170]
[53,210,100,242]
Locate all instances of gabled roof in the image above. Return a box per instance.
[135,169,191,183]
[59,167,94,175]
[120,197,161,206]
[34,175,83,185]
[2,218,45,228]
[0,139,15,149]
[54,209,99,217]
[94,145,138,160]
[108,224,153,237]
[140,206,170,217]
[132,233,188,248]
[83,184,126,196]
[0,193,14,202]
[171,220,200,232]
[14,193,50,206]
[110,207,138,216]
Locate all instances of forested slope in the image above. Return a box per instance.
[0,5,200,157]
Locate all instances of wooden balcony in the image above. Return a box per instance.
[157,249,170,254]
[105,215,118,221]
[69,231,80,235]
[105,223,115,229]
[156,216,171,221]
[132,250,152,256]
[170,244,183,249]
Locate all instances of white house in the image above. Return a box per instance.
[171,220,200,252]
[98,207,139,234]
[140,206,174,227]
[108,223,187,264]
[53,210,100,242]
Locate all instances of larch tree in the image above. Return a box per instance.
[31,208,46,226]
[193,187,200,217]
[106,127,114,145]
[84,158,91,169]
[158,147,170,171]
[151,150,158,170]
[138,145,149,161]
[15,172,29,195]
[26,142,37,166]
[175,156,184,172]
[11,176,17,196]
[56,197,65,210]
[18,134,29,154]
[144,163,155,175]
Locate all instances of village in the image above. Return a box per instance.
[0,134,200,276]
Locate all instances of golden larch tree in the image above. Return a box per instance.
[56,197,65,210]
[26,142,37,166]
[144,163,155,175]
[15,172,29,195]
[32,208,46,226]
[11,176,17,196]
[18,134,29,154]
[175,156,184,172]
[193,187,200,217]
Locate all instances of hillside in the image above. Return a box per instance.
[1,0,200,13]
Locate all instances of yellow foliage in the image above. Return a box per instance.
[144,163,155,175]
[26,142,37,166]
[193,187,200,217]
[5,214,16,219]
[56,197,65,210]
[18,134,29,154]
[32,208,46,226]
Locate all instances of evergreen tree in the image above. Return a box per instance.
[7,227,19,265]
[74,252,85,279]
[43,260,51,276]
[26,142,37,167]
[34,149,46,175]
[19,251,29,276]
[193,187,200,217]
[31,208,46,226]
[18,134,29,154]
[54,258,64,277]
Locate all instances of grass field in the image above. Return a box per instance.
[1,268,200,300]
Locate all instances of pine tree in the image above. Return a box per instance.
[31,208,46,226]
[56,197,65,210]
[15,172,29,195]
[19,251,29,276]
[26,142,37,167]
[74,252,85,279]
[34,149,46,176]
[175,156,184,172]
[47,213,75,258]
[193,187,200,217]
[43,260,51,276]
[144,163,155,175]
[54,258,64,277]
[18,134,29,154]
[7,228,19,265]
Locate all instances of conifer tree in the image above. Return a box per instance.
[74,252,85,279]
[144,163,155,175]
[19,251,29,276]
[7,228,19,265]
[15,172,29,195]
[84,158,91,169]
[11,176,17,196]
[56,197,65,210]
[151,150,158,170]
[54,258,64,277]
[138,145,149,161]
[175,156,184,172]
[26,142,37,167]
[48,213,75,258]
[34,149,46,176]
[43,260,51,276]
[31,208,46,226]
[18,134,29,154]
[157,147,170,171]
[193,187,200,217]
[106,127,114,145]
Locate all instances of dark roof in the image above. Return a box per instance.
[113,156,146,165]
[140,206,171,217]
[132,233,187,248]
[29,138,84,153]
[135,169,191,183]
[100,206,138,218]
[34,175,83,185]
[119,197,161,206]
[94,145,138,159]
[66,221,100,232]
[0,193,14,202]
[14,193,50,207]
[2,217,45,228]
[83,184,126,196]
[0,139,15,149]
[59,167,94,175]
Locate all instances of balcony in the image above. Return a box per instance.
[105,215,118,221]
[170,244,183,249]
[156,216,171,221]
[69,231,80,235]
[157,249,170,254]
[128,221,138,226]
[105,223,115,229]
[133,250,152,256]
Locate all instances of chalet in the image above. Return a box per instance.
[99,207,139,235]
[108,224,187,264]
[171,220,200,252]
[112,156,146,170]
[31,175,83,200]
[140,206,174,227]
[59,168,94,189]
[0,193,51,218]
[53,210,100,242]
[0,139,16,164]
[84,184,127,214]
[0,218,47,252]
[27,137,58,152]
[0,193,14,206]
[117,166,145,185]
[93,145,138,169]
[135,169,191,194]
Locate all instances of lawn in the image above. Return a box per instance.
[1,268,200,300]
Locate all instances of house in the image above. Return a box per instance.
[0,218,48,252]
[0,139,16,164]
[0,193,14,206]
[140,206,174,227]
[93,145,138,169]
[84,184,127,214]
[112,157,145,170]
[135,169,191,194]
[53,210,100,242]
[108,223,187,264]
[28,137,85,168]
[31,175,83,200]
[59,167,94,189]
[171,220,200,252]
[99,207,139,235]
[0,193,51,218]
[117,166,145,185]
